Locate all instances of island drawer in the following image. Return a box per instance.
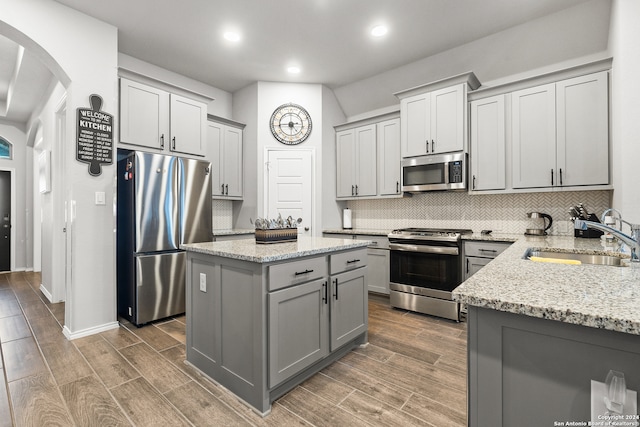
[330,248,368,274]
[268,256,328,291]
[464,241,511,258]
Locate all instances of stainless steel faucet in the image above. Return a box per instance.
[575,217,640,263]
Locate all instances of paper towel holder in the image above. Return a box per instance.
[343,208,352,230]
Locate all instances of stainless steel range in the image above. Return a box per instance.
[388,228,472,321]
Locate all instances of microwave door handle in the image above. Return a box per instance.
[389,243,459,256]
[444,161,450,184]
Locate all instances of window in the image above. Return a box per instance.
[0,137,11,159]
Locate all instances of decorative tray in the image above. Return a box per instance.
[255,228,298,244]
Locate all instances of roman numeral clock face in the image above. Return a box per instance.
[270,103,312,145]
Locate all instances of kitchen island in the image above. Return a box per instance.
[453,236,640,426]
[181,236,370,415]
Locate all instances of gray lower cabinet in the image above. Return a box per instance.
[330,268,368,350]
[468,306,640,427]
[269,278,329,388]
[464,240,512,280]
[186,247,367,415]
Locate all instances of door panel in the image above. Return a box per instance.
[135,252,186,324]
[179,158,212,244]
[134,152,179,252]
[0,171,10,271]
[267,150,313,235]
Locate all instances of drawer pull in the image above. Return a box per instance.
[479,249,497,253]
[333,279,338,300]
[294,269,314,276]
[346,259,360,264]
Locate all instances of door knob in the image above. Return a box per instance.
[304,227,309,231]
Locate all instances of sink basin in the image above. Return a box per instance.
[523,248,628,267]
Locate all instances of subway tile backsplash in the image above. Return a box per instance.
[346,190,612,236]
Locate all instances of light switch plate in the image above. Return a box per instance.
[95,192,106,205]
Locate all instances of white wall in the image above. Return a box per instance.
[609,0,640,223]
[2,0,119,338]
[333,0,612,118]
[118,53,233,119]
[233,81,345,234]
[0,122,27,270]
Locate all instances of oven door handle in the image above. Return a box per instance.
[389,243,459,256]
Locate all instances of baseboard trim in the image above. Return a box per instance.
[63,321,120,340]
[39,284,53,303]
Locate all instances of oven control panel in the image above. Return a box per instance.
[449,160,463,183]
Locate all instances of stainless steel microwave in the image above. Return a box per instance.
[402,152,467,192]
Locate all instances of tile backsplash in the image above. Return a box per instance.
[212,199,233,230]
[347,190,612,235]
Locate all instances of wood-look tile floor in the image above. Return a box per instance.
[0,272,467,426]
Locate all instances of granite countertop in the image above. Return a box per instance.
[323,228,392,236]
[211,228,254,236]
[182,236,371,263]
[453,235,640,335]
[462,232,521,242]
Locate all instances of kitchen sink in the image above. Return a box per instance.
[523,248,628,267]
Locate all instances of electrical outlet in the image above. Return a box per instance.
[199,273,207,292]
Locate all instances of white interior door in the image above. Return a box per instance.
[267,150,313,236]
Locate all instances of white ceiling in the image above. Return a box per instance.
[1,0,593,125]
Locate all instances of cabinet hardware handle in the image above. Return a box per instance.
[551,169,554,186]
[466,258,469,274]
[431,139,435,153]
[355,185,358,195]
[225,184,228,195]
[295,269,314,276]
[479,249,497,253]
[352,185,355,196]
[472,175,476,190]
[426,140,429,153]
[559,168,563,186]
[221,184,225,195]
[396,181,400,193]
[160,134,165,148]
[334,279,338,300]
[347,259,360,264]
[172,136,176,150]
[370,241,378,246]
[323,281,328,304]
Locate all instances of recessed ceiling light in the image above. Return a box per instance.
[287,66,301,74]
[223,31,241,42]
[371,25,388,37]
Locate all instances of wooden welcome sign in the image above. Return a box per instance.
[76,94,113,176]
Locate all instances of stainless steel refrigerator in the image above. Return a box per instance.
[117,149,212,326]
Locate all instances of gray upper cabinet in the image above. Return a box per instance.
[335,113,401,200]
[208,119,244,199]
[512,71,609,189]
[120,77,207,157]
[336,124,377,198]
[470,94,506,191]
[377,118,401,196]
[400,85,466,158]
[120,78,169,151]
[395,73,480,159]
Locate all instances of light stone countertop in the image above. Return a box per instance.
[323,229,392,236]
[453,235,640,335]
[211,228,254,236]
[182,235,371,263]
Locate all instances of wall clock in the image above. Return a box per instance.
[270,103,312,145]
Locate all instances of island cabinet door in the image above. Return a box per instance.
[330,268,368,351]
[268,278,329,388]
